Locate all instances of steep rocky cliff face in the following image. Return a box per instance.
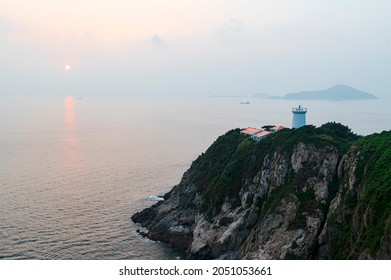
[319,132,391,259]
[132,124,391,259]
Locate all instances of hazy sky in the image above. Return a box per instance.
[1,0,390,98]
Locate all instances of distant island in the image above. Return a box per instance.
[210,84,377,101]
[282,84,377,100]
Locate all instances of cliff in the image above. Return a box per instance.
[132,123,391,259]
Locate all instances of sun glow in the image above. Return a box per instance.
[65,65,71,70]
[65,96,74,109]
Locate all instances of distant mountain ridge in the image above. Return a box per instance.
[283,84,377,100]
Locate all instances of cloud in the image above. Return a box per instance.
[152,34,166,46]
[83,31,95,38]
[220,18,246,35]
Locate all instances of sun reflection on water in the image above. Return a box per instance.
[65,96,75,125]
[64,96,78,168]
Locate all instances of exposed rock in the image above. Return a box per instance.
[131,127,391,259]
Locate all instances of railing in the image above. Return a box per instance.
[292,106,307,112]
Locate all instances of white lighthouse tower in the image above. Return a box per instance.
[292,105,307,128]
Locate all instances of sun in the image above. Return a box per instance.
[65,65,71,70]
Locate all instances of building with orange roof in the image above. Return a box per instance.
[240,127,262,136]
[253,130,272,141]
[241,125,287,142]
[271,125,287,132]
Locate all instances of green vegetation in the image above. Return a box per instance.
[317,122,360,154]
[328,220,353,259]
[327,131,391,258]
[262,125,275,131]
[284,252,300,260]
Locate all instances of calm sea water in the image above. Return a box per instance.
[1,95,390,259]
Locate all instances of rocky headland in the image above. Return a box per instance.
[132,123,391,259]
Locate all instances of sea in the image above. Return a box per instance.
[1,95,390,259]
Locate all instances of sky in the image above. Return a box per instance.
[1,0,390,98]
